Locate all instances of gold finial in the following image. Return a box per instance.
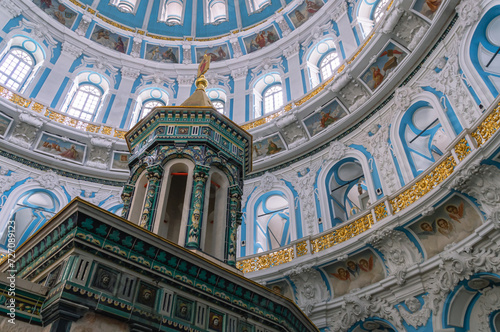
[195,54,211,90]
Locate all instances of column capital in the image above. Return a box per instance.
[229,185,243,198]
[193,165,210,180]
[146,165,164,180]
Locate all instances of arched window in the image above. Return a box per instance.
[131,88,169,126]
[399,102,452,177]
[206,0,228,24]
[212,100,224,113]
[466,7,500,103]
[372,0,390,24]
[320,51,340,81]
[0,48,34,91]
[263,85,283,114]
[253,73,284,118]
[142,100,165,117]
[207,88,227,114]
[63,72,110,122]
[67,84,103,121]
[307,39,340,88]
[247,0,271,14]
[0,36,45,93]
[356,0,390,37]
[159,0,184,25]
[110,0,139,13]
[253,192,290,253]
[326,158,371,226]
[0,190,60,250]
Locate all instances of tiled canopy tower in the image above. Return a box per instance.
[122,71,252,267]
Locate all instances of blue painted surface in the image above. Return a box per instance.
[301,68,307,94]
[245,94,250,121]
[50,42,62,64]
[96,0,150,28]
[397,294,433,332]
[388,133,405,187]
[102,94,116,123]
[120,98,134,129]
[282,180,303,239]
[229,98,234,120]
[71,14,83,32]
[240,186,257,257]
[469,5,500,97]
[69,56,83,73]
[398,100,447,177]
[339,40,346,59]
[348,318,397,332]
[238,0,281,28]
[285,77,291,102]
[0,189,60,250]
[113,70,122,90]
[332,20,339,36]
[195,0,239,37]
[3,16,25,33]
[85,22,96,38]
[352,26,360,46]
[459,69,482,106]
[30,67,51,99]
[421,87,463,135]
[147,0,193,37]
[350,144,384,199]
[442,274,500,331]
[314,166,323,232]
[51,76,69,108]
[0,177,30,216]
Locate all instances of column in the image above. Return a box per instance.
[283,42,303,99]
[185,165,210,249]
[175,75,195,105]
[231,67,248,123]
[101,66,140,127]
[0,1,22,29]
[226,186,242,267]
[35,42,83,106]
[120,184,135,219]
[332,2,358,56]
[139,165,163,231]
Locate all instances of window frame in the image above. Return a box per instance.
[211,99,225,114]
[140,98,166,120]
[159,0,186,25]
[262,83,284,115]
[246,0,271,14]
[205,0,228,24]
[253,191,291,254]
[130,88,170,127]
[65,83,104,122]
[319,50,340,81]
[0,47,36,92]
[110,0,141,14]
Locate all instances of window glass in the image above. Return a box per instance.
[67,84,102,121]
[263,85,283,114]
[0,49,34,91]
[320,51,340,80]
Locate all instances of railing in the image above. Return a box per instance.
[236,100,500,273]
[0,86,127,139]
